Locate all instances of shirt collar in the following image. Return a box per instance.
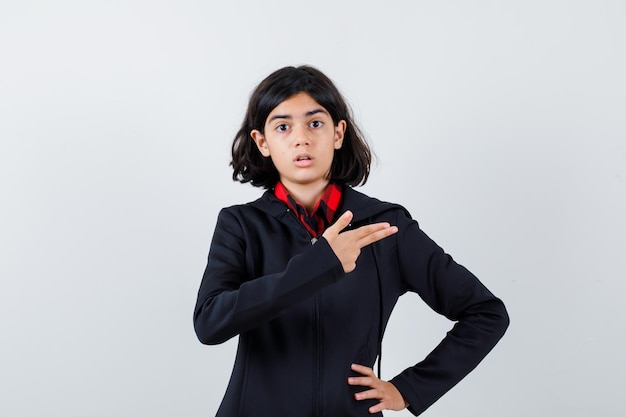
[273,182,343,236]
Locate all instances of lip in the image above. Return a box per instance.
[294,153,314,167]
[293,153,313,161]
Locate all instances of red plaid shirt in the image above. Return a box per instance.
[274,182,343,238]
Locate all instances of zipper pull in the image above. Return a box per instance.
[311,237,318,245]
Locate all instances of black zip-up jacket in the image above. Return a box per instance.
[194,187,509,416]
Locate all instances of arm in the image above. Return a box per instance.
[193,208,397,345]
[193,208,345,345]
[389,211,509,415]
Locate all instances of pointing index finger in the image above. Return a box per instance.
[354,223,398,245]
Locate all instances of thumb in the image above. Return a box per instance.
[327,210,353,235]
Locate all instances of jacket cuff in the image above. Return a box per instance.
[316,236,345,281]
[390,374,425,416]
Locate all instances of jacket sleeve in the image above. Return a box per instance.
[388,210,509,416]
[193,208,345,345]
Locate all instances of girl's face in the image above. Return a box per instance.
[251,92,346,194]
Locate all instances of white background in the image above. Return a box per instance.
[1,1,625,416]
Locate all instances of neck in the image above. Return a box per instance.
[281,180,329,213]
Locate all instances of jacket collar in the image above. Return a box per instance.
[250,186,406,224]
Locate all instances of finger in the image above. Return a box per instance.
[351,363,375,376]
[355,225,398,248]
[350,222,397,240]
[347,376,374,386]
[346,226,398,249]
[354,388,381,401]
[327,210,353,234]
[369,403,386,414]
[357,225,398,248]
[351,222,391,237]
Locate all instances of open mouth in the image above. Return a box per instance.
[294,154,313,167]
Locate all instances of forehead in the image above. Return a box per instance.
[266,92,330,121]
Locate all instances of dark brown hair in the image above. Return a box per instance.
[230,65,372,188]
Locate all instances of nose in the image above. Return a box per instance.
[292,124,310,146]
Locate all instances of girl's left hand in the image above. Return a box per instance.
[348,363,409,413]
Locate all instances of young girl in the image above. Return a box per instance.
[194,66,509,416]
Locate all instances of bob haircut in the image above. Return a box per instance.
[231,65,372,189]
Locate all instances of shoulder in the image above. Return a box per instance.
[216,190,286,228]
[343,187,414,224]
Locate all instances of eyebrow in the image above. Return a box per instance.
[268,108,328,122]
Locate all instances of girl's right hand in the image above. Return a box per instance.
[322,211,397,273]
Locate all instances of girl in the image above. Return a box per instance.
[194,66,509,416]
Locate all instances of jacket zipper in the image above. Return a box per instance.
[313,293,321,417]
[284,208,322,416]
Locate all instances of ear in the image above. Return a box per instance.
[250,129,271,157]
[334,120,346,150]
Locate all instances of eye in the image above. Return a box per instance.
[276,124,290,132]
[309,120,324,128]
